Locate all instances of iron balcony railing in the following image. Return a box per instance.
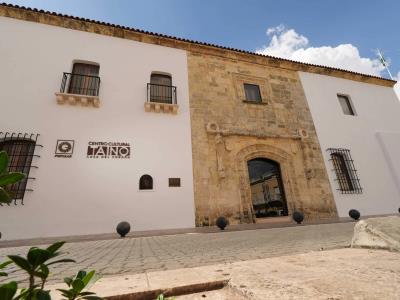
[60,72,101,96]
[147,83,177,104]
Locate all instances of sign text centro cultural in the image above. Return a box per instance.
[87,141,131,159]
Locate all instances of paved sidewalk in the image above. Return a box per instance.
[0,222,354,284]
[0,216,359,248]
[59,248,398,299]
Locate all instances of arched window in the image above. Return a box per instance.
[139,175,153,190]
[149,73,173,104]
[0,138,36,199]
[68,62,100,96]
[151,73,172,86]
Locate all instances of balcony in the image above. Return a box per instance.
[145,83,178,114]
[55,72,101,107]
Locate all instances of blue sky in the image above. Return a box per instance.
[5,0,400,87]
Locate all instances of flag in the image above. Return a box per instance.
[378,50,387,67]
[377,49,394,80]
[380,54,387,67]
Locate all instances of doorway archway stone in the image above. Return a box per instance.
[236,143,299,223]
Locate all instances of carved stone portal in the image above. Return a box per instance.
[206,122,230,179]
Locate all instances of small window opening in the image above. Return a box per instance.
[139,174,153,190]
[169,178,181,187]
[244,83,262,102]
[337,95,355,115]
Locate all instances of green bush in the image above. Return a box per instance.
[57,270,102,300]
[0,241,103,300]
[0,151,102,299]
[0,151,26,204]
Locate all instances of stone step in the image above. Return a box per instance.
[351,216,400,251]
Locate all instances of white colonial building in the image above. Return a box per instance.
[0,3,399,241]
[300,73,400,217]
[0,14,195,240]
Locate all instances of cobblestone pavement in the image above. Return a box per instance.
[0,222,354,284]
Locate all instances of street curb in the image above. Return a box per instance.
[104,279,229,300]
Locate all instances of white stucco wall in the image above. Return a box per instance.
[0,17,195,240]
[299,72,400,217]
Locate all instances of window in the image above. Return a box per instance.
[0,139,36,200]
[169,178,181,187]
[337,95,355,115]
[149,73,174,104]
[244,83,262,102]
[139,175,153,190]
[68,63,100,96]
[327,148,362,194]
[151,73,172,86]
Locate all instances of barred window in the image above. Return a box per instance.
[149,73,173,104]
[327,148,362,194]
[139,174,153,190]
[0,138,36,200]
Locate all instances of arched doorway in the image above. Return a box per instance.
[247,158,288,218]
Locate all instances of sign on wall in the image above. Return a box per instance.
[55,140,74,158]
[87,142,131,159]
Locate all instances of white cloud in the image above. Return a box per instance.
[394,72,400,99]
[256,25,385,77]
[266,24,285,36]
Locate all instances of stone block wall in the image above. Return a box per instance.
[187,51,338,226]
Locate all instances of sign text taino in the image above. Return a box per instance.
[87,142,131,159]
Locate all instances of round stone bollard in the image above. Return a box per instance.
[216,216,228,230]
[116,221,131,238]
[292,211,304,224]
[349,209,360,221]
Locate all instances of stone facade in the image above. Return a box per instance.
[187,51,338,225]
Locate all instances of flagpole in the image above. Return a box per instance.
[377,49,394,80]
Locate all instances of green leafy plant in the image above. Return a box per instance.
[0,262,17,300]
[0,241,103,300]
[0,151,26,204]
[57,270,101,300]
[8,241,75,294]
[0,281,18,300]
[156,294,175,300]
[0,260,12,277]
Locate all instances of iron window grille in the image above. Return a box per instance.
[60,72,101,96]
[139,174,153,190]
[0,132,42,205]
[327,148,362,194]
[148,73,176,104]
[147,83,177,104]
